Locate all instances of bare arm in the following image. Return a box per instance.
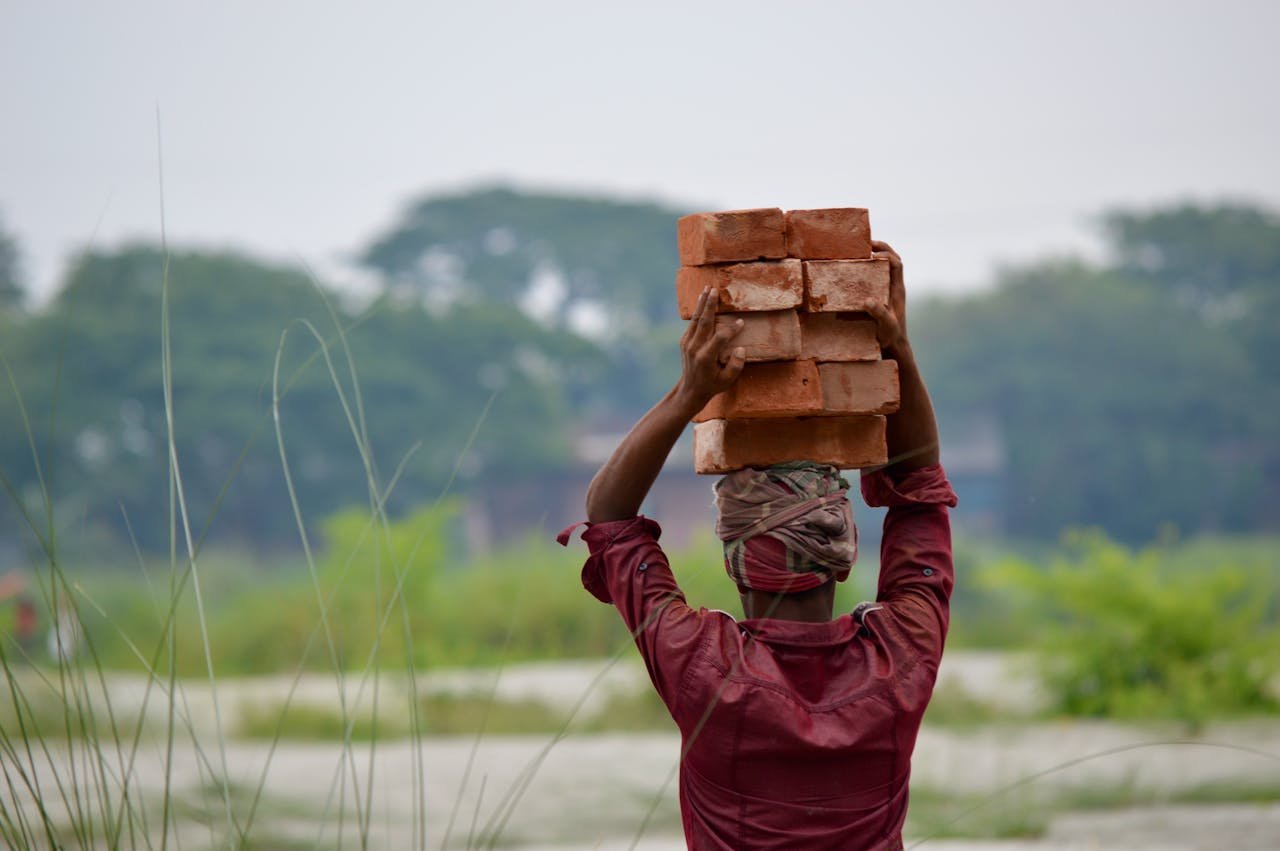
[585,288,746,522]
[866,240,940,472]
[863,242,954,657]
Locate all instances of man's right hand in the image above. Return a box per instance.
[585,288,745,521]
[674,287,746,413]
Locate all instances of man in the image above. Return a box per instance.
[559,241,957,849]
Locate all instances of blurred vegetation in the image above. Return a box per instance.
[0,242,597,551]
[983,530,1280,726]
[67,505,748,676]
[52,502,1280,734]
[2,192,1277,555]
[1,190,1278,709]
[0,210,21,313]
[236,688,674,741]
[914,202,1280,541]
[905,776,1280,843]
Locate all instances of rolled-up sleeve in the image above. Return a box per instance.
[562,516,711,712]
[860,465,958,664]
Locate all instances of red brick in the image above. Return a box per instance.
[694,416,887,474]
[804,258,891,312]
[676,260,803,319]
[818,360,900,415]
[784,208,872,260]
[799,312,882,362]
[716,310,801,362]
[677,208,787,265]
[693,360,822,423]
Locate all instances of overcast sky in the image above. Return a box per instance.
[3,0,1278,303]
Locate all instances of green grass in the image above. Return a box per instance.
[919,679,1009,728]
[905,776,1280,842]
[237,699,412,741]
[235,686,675,741]
[906,785,1050,840]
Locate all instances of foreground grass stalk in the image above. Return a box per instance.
[0,647,60,848]
[272,293,502,848]
[270,330,369,847]
[157,110,237,846]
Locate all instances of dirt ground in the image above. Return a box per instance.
[6,654,1280,849]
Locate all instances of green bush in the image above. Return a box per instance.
[310,500,457,669]
[70,508,761,675]
[983,530,1280,725]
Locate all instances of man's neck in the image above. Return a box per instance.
[742,588,834,623]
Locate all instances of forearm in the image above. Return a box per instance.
[585,383,704,522]
[586,286,745,522]
[883,340,940,472]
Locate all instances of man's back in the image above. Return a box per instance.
[676,610,934,849]
[573,464,956,849]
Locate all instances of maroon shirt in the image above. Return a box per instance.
[567,465,957,850]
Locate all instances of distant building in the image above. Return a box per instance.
[938,416,1006,536]
[463,428,715,553]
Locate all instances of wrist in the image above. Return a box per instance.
[669,381,710,419]
[883,336,913,362]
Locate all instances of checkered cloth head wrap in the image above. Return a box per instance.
[714,461,857,593]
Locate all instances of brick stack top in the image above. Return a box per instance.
[675,207,897,474]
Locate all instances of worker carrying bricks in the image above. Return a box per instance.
[559,208,957,850]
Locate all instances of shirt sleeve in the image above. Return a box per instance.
[860,464,958,665]
[567,516,714,713]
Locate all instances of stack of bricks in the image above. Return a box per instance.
[675,207,898,475]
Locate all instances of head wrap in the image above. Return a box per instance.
[714,461,857,593]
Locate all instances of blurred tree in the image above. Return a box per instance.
[1105,202,1280,311]
[1105,202,1280,386]
[0,245,596,553]
[1104,202,1280,523]
[360,185,686,332]
[0,211,23,312]
[916,201,1280,541]
[1,245,341,550]
[3,198,1277,552]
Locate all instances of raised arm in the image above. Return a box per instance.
[585,288,746,522]
[859,241,956,661]
[865,240,940,472]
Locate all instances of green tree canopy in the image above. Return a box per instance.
[0,244,597,552]
[917,201,1280,540]
[1105,203,1280,309]
[360,185,686,331]
[1105,202,1280,388]
[0,211,22,312]
[3,195,1277,552]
